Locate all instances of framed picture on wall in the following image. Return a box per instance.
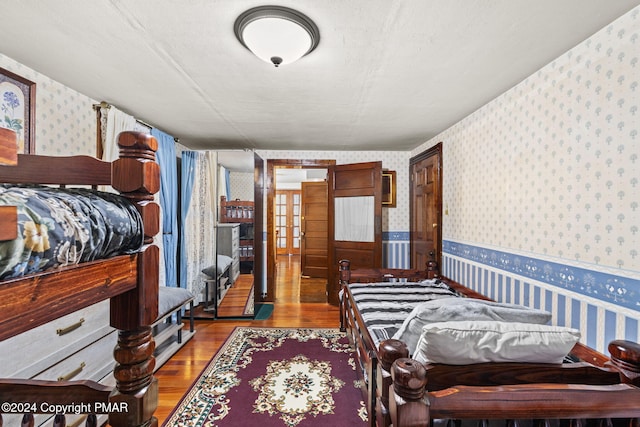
[0,67,36,154]
[382,170,396,207]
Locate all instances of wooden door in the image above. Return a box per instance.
[300,181,328,278]
[327,161,383,305]
[275,190,301,255]
[410,143,442,271]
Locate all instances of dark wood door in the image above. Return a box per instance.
[410,143,442,271]
[300,181,328,278]
[327,161,383,305]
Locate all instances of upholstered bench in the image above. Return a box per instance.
[152,286,195,369]
[201,254,234,313]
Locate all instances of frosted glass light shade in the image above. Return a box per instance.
[235,6,320,67]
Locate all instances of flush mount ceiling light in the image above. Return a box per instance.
[234,5,320,67]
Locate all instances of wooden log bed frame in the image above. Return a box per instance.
[0,130,160,427]
[338,259,640,427]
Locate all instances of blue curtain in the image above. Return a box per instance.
[179,151,197,290]
[151,128,178,287]
[225,168,231,200]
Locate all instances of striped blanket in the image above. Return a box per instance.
[346,280,461,350]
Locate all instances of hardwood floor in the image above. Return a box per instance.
[154,255,338,424]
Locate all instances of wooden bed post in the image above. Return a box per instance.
[388,358,430,427]
[339,259,352,284]
[338,259,351,331]
[377,340,410,427]
[427,251,438,279]
[109,131,160,427]
[608,340,640,386]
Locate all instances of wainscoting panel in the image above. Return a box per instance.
[442,241,640,355]
[383,232,410,269]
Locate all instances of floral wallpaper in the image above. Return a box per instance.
[411,6,640,350]
[229,171,254,201]
[413,6,639,277]
[0,54,97,156]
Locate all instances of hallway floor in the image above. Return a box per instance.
[275,254,327,303]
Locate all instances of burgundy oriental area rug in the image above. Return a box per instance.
[163,327,368,427]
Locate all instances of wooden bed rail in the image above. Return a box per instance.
[0,153,111,186]
[377,339,640,427]
[339,259,437,284]
[389,345,640,427]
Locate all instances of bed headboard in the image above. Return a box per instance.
[220,195,254,222]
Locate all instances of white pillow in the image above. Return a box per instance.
[412,321,580,365]
[392,298,552,355]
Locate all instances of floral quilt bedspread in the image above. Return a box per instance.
[0,184,144,279]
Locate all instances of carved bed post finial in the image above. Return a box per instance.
[378,340,410,426]
[608,340,640,386]
[112,131,160,245]
[339,259,351,285]
[389,358,430,427]
[427,250,439,279]
[338,260,351,331]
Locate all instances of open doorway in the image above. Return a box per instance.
[265,159,335,303]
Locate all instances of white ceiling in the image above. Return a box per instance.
[2,1,639,152]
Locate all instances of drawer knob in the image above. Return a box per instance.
[58,361,86,381]
[57,318,85,336]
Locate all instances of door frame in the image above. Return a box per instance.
[409,142,443,270]
[265,159,335,302]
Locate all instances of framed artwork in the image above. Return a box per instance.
[0,67,36,153]
[382,170,396,207]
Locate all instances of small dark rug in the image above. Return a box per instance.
[163,327,368,427]
[254,303,274,320]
